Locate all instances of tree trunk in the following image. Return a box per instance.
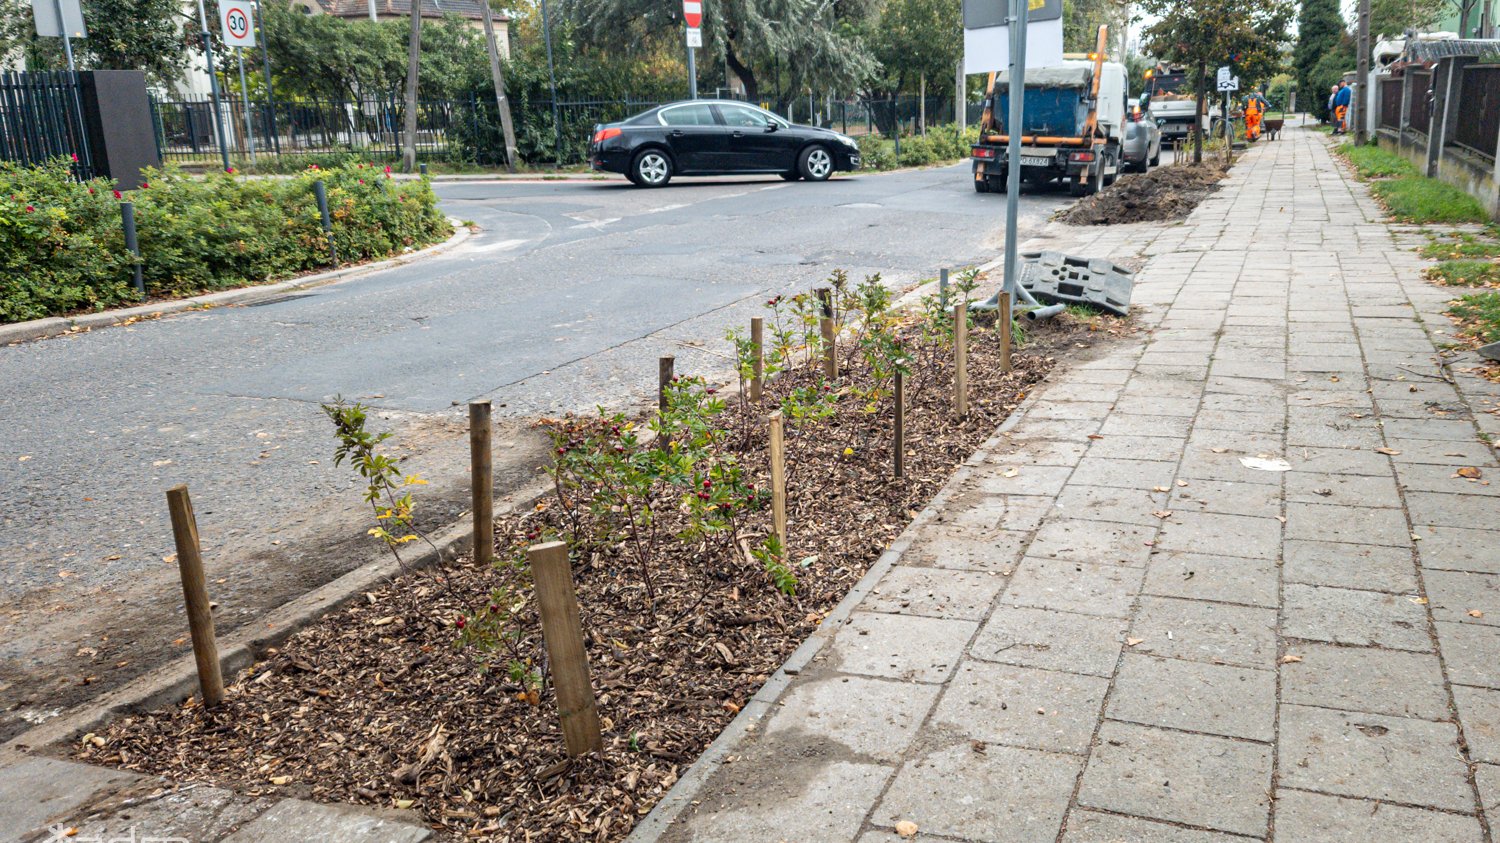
[401,1,422,173]
[1194,59,1205,164]
[725,42,756,103]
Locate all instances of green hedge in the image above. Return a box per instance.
[0,160,452,324]
[859,124,981,172]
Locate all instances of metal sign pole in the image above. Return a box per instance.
[196,0,231,172]
[259,7,280,156]
[51,0,76,70]
[237,47,256,165]
[687,40,697,99]
[1001,0,1027,302]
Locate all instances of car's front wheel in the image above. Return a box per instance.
[798,145,833,181]
[632,150,672,187]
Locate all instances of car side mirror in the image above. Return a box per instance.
[764,122,779,132]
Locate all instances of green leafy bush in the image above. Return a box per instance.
[0,159,451,324]
[896,135,937,167]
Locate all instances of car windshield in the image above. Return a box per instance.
[1149,75,1193,101]
[660,104,718,126]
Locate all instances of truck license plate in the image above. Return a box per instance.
[1020,156,1051,167]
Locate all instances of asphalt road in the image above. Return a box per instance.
[0,161,1071,738]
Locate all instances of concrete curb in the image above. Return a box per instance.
[0,476,553,766]
[0,220,471,346]
[625,369,1055,843]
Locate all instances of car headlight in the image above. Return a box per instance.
[835,134,858,147]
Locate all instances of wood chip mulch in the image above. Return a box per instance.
[77,310,1129,842]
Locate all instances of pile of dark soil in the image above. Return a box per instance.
[1059,160,1230,225]
[77,310,1130,842]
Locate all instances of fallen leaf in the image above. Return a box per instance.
[1211,447,1230,454]
[1276,515,1287,524]
[1087,434,1104,440]
[1152,510,1173,519]
[1456,467,1482,479]
[1125,637,1144,646]
[18,455,30,462]
[1411,597,1429,605]
[1152,486,1170,493]
[270,775,292,785]
[395,798,415,809]
[896,820,919,839]
[1280,654,1303,664]
[1240,456,1291,471]
[1469,610,1485,618]
[1175,480,1188,487]
[1375,447,1400,455]
[370,616,396,626]
[1002,467,1019,478]
[105,554,121,561]
[1314,488,1332,497]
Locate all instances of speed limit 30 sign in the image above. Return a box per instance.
[220,0,256,47]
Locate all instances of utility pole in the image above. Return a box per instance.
[480,0,518,171]
[1355,0,1370,145]
[1002,0,1028,303]
[955,58,965,132]
[540,0,562,164]
[401,0,421,172]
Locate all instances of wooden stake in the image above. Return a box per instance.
[657,355,675,449]
[894,370,905,479]
[658,355,675,413]
[815,286,834,319]
[528,541,603,756]
[750,317,764,403]
[820,316,837,380]
[469,400,493,566]
[954,302,969,417]
[165,485,224,707]
[999,294,1013,373]
[769,411,787,548]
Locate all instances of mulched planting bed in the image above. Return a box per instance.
[1058,160,1230,226]
[77,298,1129,841]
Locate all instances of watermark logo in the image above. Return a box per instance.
[44,823,190,843]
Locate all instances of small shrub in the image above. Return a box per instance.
[896,135,937,167]
[859,135,897,171]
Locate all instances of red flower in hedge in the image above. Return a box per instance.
[88,187,95,195]
[24,205,34,212]
[141,182,149,189]
[71,153,78,162]
[226,166,236,174]
[112,190,122,200]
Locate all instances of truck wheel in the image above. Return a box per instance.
[992,175,1008,193]
[1103,154,1119,187]
[1069,177,1091,198]
[974,178,990,193]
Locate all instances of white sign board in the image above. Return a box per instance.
[220,0,256,48]
[685,26,702,48]
[963,0,1064,74]
[1216,66,1232,86]
[32,0,86,39]
[1217,76,1239,92]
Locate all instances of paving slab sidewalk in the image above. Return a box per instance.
[638,128,1500,842]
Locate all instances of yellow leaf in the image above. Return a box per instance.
[1280,654,1303,664]
[403,474,429,486]
[1456,466,1482,479]
[1411,597,1429,605]
[896,820,919,839]
[270,775,292,785]
[1469,610,1485,618]
[1125,637,1144,646]
[395,799,415,809]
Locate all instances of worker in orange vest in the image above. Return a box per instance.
[1244,91,1269,141]
[1333,82,1352,134]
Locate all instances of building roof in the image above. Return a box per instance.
[315,0,507,21]
[1404,37,1500,61]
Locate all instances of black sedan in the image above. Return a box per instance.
[589,100,862,187]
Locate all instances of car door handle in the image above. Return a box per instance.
[731,131,745,138]
[670,130,685,137]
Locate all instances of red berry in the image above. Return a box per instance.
[456,616,466,629]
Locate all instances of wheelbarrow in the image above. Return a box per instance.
[1264,117,1284,140]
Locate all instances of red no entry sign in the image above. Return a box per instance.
[682,0,701,28]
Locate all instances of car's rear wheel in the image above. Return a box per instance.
[1150,148,1161,167]
[632,150,672,187]
[798,145,833,181]
[780,171,801,181]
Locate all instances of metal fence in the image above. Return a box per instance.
[1453,64,1500,160]
[1407,70,1432,135]
[0,71,93,178]
[1379,78,1403,131]
[148,92,974,167]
